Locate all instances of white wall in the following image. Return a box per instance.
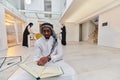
[65,23,79,41]
[82,21,96,41]
[52,0,65,19]
[0,4,8,50]
[52,0,67,12]
[98,5,120,48]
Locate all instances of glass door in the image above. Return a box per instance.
[5,12,24,47]
[6,22,17,47]
[16,21,23,44]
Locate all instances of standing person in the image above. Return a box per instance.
[61,24,66,45]
[22,22,33,47]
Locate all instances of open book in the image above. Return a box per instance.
[19,62,63,79]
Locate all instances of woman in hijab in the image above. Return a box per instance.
[22,22,33,47]
[61,24,66,45]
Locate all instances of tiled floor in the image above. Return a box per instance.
[1,41,120,80]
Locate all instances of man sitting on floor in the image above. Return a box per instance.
[8,22,77,80]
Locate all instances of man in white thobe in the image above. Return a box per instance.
[8,22,77,80]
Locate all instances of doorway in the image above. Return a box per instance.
[5,12,24,47]
[79,24,82,41]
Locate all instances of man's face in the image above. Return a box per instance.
[42,27,52,39]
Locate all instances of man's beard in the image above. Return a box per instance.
[45,36,50,39]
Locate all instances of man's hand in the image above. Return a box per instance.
[37,57,49,66]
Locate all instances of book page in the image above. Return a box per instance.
[19,62,45,78]
[19,62,63,79]
[40,66,63,78]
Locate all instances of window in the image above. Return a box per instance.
[44,0,52,18]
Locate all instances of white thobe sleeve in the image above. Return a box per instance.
[34,41,43,61]
[50,39,63,62]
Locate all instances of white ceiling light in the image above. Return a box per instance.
[25,0,31,4]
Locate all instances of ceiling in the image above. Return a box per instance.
[3,0,120,24]
[1,0,65,20]
[60,0,120,24]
